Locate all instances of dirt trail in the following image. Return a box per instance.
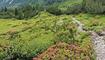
[72,17,105,60]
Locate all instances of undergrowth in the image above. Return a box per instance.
[0,12,101,60]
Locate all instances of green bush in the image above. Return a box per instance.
[83,0,105,13]
[65,3,82,14]
[46,5,62,15]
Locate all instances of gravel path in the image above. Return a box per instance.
[91,32,105,60]
[72,17,105,60]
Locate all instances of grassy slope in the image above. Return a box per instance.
[75,13,105,32]
[0,12,102,60]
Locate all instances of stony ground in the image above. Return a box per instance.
[72,17,105,60]
[91,32,105,60]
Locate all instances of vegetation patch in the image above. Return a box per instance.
[0,12,101,60]
[33,42,95,60]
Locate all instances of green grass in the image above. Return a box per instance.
[0,12,102,60]
[75,13,105,32]
[0,12,71,60]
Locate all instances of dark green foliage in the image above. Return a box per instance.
[0,5,39,19]
[0,0,83,19]
[1,0,105,19]
[83,0,105,13]
[46,5,62,15]
[65,3,82,14]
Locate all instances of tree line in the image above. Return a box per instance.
[0,0,105,19]
[83,0,105,13]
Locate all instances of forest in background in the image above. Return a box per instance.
[0,0,105,19]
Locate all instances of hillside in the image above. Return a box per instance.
[0,0,68,8]
[0,0,82,19]
[0,0,105,60]
[0,12,105,60]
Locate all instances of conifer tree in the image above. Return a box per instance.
[83,0,105,13]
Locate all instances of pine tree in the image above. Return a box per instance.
[14,8,18,16]
[4,7,7,12]
[83,0,105,13]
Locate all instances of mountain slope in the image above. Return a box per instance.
[0,0,72,9]
[0,0,28,8]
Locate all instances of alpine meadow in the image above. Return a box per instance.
[0,0,105,60]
